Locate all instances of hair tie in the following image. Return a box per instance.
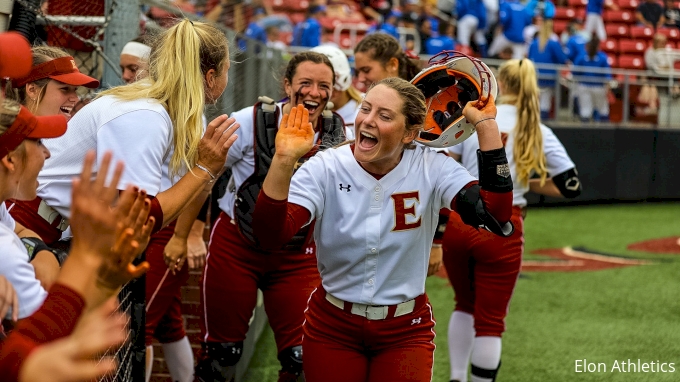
[405,50,419,60]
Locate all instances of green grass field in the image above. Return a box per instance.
[243,202,680,381]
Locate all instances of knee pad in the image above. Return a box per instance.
[278,346,304,377]
[195,341,243,382]
[471,360,501,382]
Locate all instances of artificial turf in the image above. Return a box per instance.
[243,202,680,381]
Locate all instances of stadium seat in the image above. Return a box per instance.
[287,12,306,25]
[630,25,654,39]
[271,0,309,12]
[554,20,569,34]
[607,54,618,67]
[605,24,630,38]
[656,27,680,41]
[604,10,634,23]
[568,0,588,7]
[619,39,648,54]
[618,55,645,69]
[554,7,578,20]
[616,0,640,9]
[601,39,619,53]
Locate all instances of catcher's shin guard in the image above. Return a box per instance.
[194,341,243,382]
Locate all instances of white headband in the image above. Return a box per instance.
[121,41,151,59]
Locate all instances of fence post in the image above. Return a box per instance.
[622,74,630,124]
[102,0,140,89]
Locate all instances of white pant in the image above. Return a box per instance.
[488,33,525,59]
[539,87,554,113]
[577,85,609,119]
[585,13,606,41]
[457,14,488,47]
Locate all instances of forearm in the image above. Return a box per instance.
[173,188,210,239]
[55,249,115,310]
[474,119,504,152]
[262,154,297,201]
[252,191,310,249]
[529,178,563,197]
[156,166,213,227]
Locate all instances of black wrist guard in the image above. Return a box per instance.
[433,213,449,240]
[50,248,68,267]
[476,148,513,193]
[21,237,50,262]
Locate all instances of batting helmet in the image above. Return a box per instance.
[311,45,352,92]
[410,51,498,148]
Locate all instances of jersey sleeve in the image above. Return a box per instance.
[542,126,576,176]
[96,109,171,196]
[288,154,327,224]
[433,151,477,210]
[225,107,253,169]
[448,141,464,156]
[0,237,47,319]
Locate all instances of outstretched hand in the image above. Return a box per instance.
[274,105,315,163]
[463,94,498,127]
[198,115,240,176]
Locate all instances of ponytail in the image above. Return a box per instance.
[397,52,423,81]
[347,86,363,103]
[498,59,548,186]
[98,20,229,178]
[538,19,553,51]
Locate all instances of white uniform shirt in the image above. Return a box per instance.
[449,104,576,207]
[0,205,47,319]
[335,98,362,140]
[219,103,333,219]
[38,96,173,217]
[288,144,476,305]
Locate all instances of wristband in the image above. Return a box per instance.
[474,117,495,128]
[21,237,51,262]
[476,148,513,193]
[196,163,217,183]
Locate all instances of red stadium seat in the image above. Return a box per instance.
[618,55,645,69]
[656,27,680,41]
[605,24,630,38]
[617,0,640,9]
[603,10,635,23]
[619,39,648,53]
[601,39,619,53]
[554,20,569,34]
[554,7,578,20]
[607,54,618,67]
[630,25,654,39]
[568,0,588,7]
[271,0,309,12]
[287,11,306,25]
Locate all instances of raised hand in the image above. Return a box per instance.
[198,115,240,176]
[275,104,315,162]
[463,94,498,127]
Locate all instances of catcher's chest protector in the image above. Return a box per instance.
[234,97,345,250]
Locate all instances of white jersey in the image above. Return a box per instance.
[0,206,47,319]
[335,98,362,140]
[288,144,476,305]
[38,96,173,217]
[449,104,576,207]
[218,103,343,219]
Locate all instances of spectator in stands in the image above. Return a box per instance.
[149,0,196,28]
[528,18,568,119]
[489,0,533,59]
[636,0,666,29]
[456,0,489,56]
[266,26,289,50]
[292,5,325,47]
[119,36,151,85]
[311,45,364,139]
[360,0,393,23]
[562,19,589,63]
[585,0,618,41]
[644,33,680,97]
[403,0,424,27]
[573,36,613,121]
[426,21,457,55]
[353,33,423,89]
[663,0,680,28]
[367,9,402,39]
[526,0,557,19]
[244,8,268,45]
[417,17,434,54]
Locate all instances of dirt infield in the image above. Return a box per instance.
[521,247,651,272]
[627,236,680,254]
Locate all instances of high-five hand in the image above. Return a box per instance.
[274,104,315,162]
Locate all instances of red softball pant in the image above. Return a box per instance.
[442,206,525,337]
[302,288,436,382]
[144,221,189,346]
[200,212,320,353]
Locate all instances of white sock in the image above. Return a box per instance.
[162,337,195,382]
[145,345,154,382]
[470,336,502,382]
[448,311,475,382]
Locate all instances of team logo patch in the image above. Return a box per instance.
[496,164,511,178]
[411,317,422,325]
[339,183,351,192]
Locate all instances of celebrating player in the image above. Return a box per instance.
[197,51,345,382]
[444,58,581,382]
[250,75,514,381]
[119,36,151,84]
[353,33,422,89]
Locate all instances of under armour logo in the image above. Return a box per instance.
[306,247,314,254]
[339,183,351,192]
[411,317,422,325]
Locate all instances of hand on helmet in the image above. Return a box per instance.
[463,95,497,128]
[275,104,315,163]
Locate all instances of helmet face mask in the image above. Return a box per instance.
[410,51,497,148]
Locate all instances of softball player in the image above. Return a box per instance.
[354,33,423,90]
[250,77,514,382]
[444,59,581,382]
[198,51,344,382]
[119,36,151,84]
[311,45,364,140]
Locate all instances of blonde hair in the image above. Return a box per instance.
[347,86,363,103]
[0,99,21,133]
[9,46,70,113]
[498,59,548,186]
[538,19,554,51]
[98,20,229,177]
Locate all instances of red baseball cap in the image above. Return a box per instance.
[0,105,67,158]
[0,32,32,78]
[13,56,100,88]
